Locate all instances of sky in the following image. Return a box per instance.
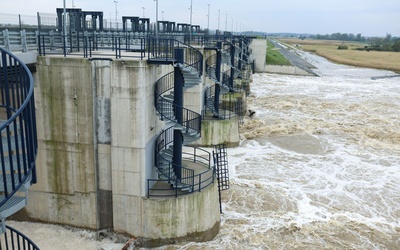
[1,0,399,37]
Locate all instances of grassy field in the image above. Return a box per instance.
[266,39,291,66]
[278,38,400,73]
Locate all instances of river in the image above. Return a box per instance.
[8,52,400,249]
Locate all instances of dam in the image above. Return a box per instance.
[0,7,266,248]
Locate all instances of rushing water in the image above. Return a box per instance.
[8,53,400,249]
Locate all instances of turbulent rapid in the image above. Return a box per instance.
[8,53,400,249]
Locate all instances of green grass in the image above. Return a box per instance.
[266,40,291,65]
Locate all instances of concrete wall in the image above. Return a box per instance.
[131,183,220,247]
[23,55,221,244]
[31,56,98,227]
[264,64,314,76]
[249,39,267,73]
[196,118,240,147]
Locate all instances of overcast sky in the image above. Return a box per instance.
[1,0,399,36]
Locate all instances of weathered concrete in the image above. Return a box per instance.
[12,51,38,65]
[249,39,267,73]
[195,118,240,147]
[21,55,221,244]
[264,64,314,76]
[123,182,220,247]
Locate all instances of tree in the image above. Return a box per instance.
[385,33,392,42]
[392,39,400,52]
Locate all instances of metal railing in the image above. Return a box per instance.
[149,127,214,198]
[154,71,202,136]
[202,85,243,121]
[0,47,37,206]
[0,225,40,250]
[0,29,38,52]
[38,31,147,59]
[147,37,203,75]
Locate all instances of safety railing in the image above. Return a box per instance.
[0,29,38,52]
[154,71,201,135]
[202,85,242,121]
[205,53,217,81]
[147,37,176,61]
[0,225,40,250]
[149,127,214,198]
[0,47,37,206]
[38,31,147,59]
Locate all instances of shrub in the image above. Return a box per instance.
[338,45,348,50]
[392,40,400,52]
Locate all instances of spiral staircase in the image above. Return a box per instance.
[148,38,216,197]
[0,48,39,249]
[204,41,244,119]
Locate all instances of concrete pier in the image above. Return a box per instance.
[19,55,220,246]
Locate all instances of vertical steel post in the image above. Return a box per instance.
[214,42,222,117]
[63,0,67,57]
[173,62,184,181]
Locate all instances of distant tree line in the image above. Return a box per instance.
[311,32,400,52]
[313,32,365,41]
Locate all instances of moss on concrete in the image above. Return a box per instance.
[134,220,220,248]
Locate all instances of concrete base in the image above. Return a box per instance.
[264,65,314,76]
[129,183,221,247]
[195,118,240,147]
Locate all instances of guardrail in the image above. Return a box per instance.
[0,225,40,250]
[0,47,37,206]
[0,29,38,52]
[38,31,147,59]
[148,126,215,198]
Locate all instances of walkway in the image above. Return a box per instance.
[270,39,317,76]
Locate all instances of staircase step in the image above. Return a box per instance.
[162,148,173,156]
[163,94,174,100]
[0,195,27,219]
[157,162,170,169]
[165,119,178,126]
[159,153,173,161]
[172,183,193,192]
[174,124,183,130]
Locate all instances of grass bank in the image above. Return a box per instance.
[266,39,291,66]
[279,38,400,73]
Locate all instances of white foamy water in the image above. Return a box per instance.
[8,54,400,249]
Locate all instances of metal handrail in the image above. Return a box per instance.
[0,47,37,207]
[147,37,203,76]
[0,225,40,250]
[149,134,214,198]
[38,31,147,59]
[154,72,201,134]
[203,83,246,121]
[177,39,203,76]
[221,69,233,91]
[205,54,217,81]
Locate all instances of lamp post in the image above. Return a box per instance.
[142,7,145,18]
[154,0,158,37]
[225,14,227,32]
[189,0,193,36]
[114,0,118,29]
[207,4,210,32]
[217,9,220,32]
[162,11,164,21]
